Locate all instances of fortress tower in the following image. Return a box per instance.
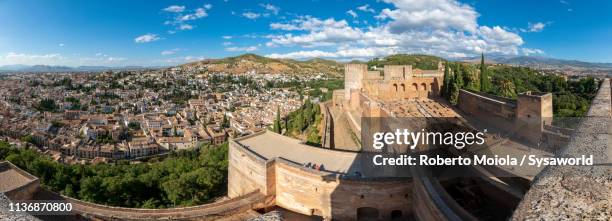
[516,91,554,144]
[344,64,367,100]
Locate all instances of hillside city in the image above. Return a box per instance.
[0,62,335,164]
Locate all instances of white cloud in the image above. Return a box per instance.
[379,0,479,33]
[225,46,258,52]
[184,56,205,62]
[164,4,212,31]
[264,0,528,60]
[522,48,544,55]
[0,52,131,66]
[161,56,205,64]
[106,57,126,62]
[479,26,523,46]
[270,16,351,31]
[222,42,233,46]
[242,12,261,20]
[164,5,185,13]
[527,22,546,32]
[134,34,160,43]
[2,52,63,62]
[180,8,209,21]
[357,4,376,13]
[347,10,358,18]
[270,23,301,31]
[179,24,194,30]
[260,3,280,15]
[267,47,400,59]
[222,35,233,39]
[268,50,337,59]
[59,43,65,47]
[268,25,364,48]
[161,48,181,55]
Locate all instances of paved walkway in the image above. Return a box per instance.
[329,106,359,151]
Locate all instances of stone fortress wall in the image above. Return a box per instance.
[343,63,444,104]
[457,89,566,149]
[228,132,413,220]
[49,190,265,220]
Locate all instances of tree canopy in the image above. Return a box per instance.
[0,141,228,208]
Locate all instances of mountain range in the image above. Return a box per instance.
[0,65,161,73]
[2,54,611,74]
[461,55,612,69]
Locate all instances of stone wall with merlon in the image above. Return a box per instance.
[512,78,611,220]
[344,64,367,100]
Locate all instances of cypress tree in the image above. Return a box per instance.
[450,82,460,105]
[480,53,489,92]
[442,62,452,98]
[222,113,229,128]
[454,63,464,88]
[273,106,281,133]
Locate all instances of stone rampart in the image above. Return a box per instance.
[228,133,269,198]
[228,135,414,220]
[51,190,265,220]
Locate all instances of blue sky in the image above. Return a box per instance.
[0,0,610,66]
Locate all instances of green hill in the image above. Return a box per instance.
[182,53,343,77]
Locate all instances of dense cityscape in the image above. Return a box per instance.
[0,67,335,163]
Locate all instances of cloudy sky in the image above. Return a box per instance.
[0,0,610,66]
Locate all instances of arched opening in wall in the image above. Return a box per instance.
[401,84,406,92]
[357,207,379,221]
[430,83,436,97]
[391,210,403,220]
[412,83,418,91]
[421,83,427,91]
[393,84,398,92]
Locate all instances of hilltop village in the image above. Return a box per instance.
[0,65,332,163]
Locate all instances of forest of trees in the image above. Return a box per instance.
[441,55,598,118]
[0,141,228,208]
[266,78,343,102]
[269,78,343,146]
[275,99,322,146]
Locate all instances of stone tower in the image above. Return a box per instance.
[344,64,367,100]
[516,91,553,144]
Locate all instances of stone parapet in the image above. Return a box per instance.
[512,78,611,220]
